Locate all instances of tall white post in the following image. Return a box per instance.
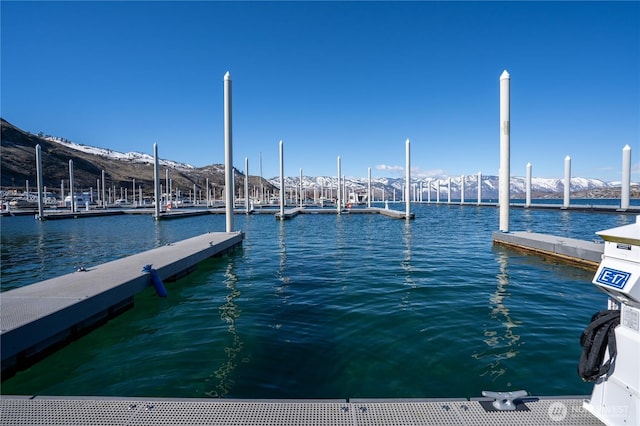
[35,144,44,219]
[224,71,234,232]
[337,156,342,214]
[436,180,440,203]
[279,140,285,219]
[447,177,451,204]
[101,170,106,209]
[206,178,210,207]
[477,171,482,205]
[132,178,136,206]
[460,175,465,204]
[621,144,631,210]
[405,138,411,218]
[69,160,75,213]
[563,155,571,209]
[245,157,250,213]
[299,168,303,208]
[525,163,532,208]
[153,143,160,219]
[427,179,431,203]
[367,167,372,208]
[499,70,510,232]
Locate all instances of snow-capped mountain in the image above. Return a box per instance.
[268,174,625,199]
[43,136,195,171]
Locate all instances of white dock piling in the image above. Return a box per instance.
[427,179,431,203]
[368,167,372,208]
[101,170,106,209]
[525,163,532,207]
[132,179,136,206]
[563,155,571,209]
[224,71,234,232]
[621,144,631,210]
[405,138,411,219]
[153,144,160,219]
[245,158,250,213]
[436,180,440,203]
[447,177,451,204]
[460,175,465,204]
[499,70,510,232]
[337,156,342,214]
[477,171,482,205]
[68,160,75,213]
[299,168,303,208]
[35,145,44,219]
[279,140,285,219]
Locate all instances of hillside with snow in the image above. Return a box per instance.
[269,174,635,200]
[43,136,195,171]
[2,118,636,199]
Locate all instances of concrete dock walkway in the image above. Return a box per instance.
[0,231,243,379]
[493,231,603,270]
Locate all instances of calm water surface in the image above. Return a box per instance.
[1,204,636,399]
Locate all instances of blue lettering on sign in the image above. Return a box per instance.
[596,267,631,290]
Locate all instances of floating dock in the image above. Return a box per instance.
[0,395,603,425]
[493,231,603,270]
[0,231,243,379]
[274,207,414,220]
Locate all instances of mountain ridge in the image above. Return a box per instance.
[2,118,637,200]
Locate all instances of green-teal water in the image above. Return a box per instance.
[1,204,635,399]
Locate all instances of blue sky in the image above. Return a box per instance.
[2,1,638,181]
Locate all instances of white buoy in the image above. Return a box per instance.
[368,167,372,208]
[525,163,532,208]
[477,171,482,205]
[405,138,411,219]
[621,144,631,210]
[279,140,285,218]
[337,156,342,214]
[499,70,510,232]
[69,160,75,213]
[35,144,44,219]
[245,157,250,213]
[224,71,234,232]
[460,175,465,205]
[153,143,160,219]
[563,155,571,209]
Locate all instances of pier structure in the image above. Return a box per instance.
[0,232,244,379]
[493,231,603,270]
[0,395,603,425]
[224,71,234,232]
[499,69,510,232]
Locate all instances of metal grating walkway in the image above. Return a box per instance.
[0,396,604,426]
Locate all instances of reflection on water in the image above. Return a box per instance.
[206,260,244,397]
[402,220,415,288]
[472,250,522,382]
